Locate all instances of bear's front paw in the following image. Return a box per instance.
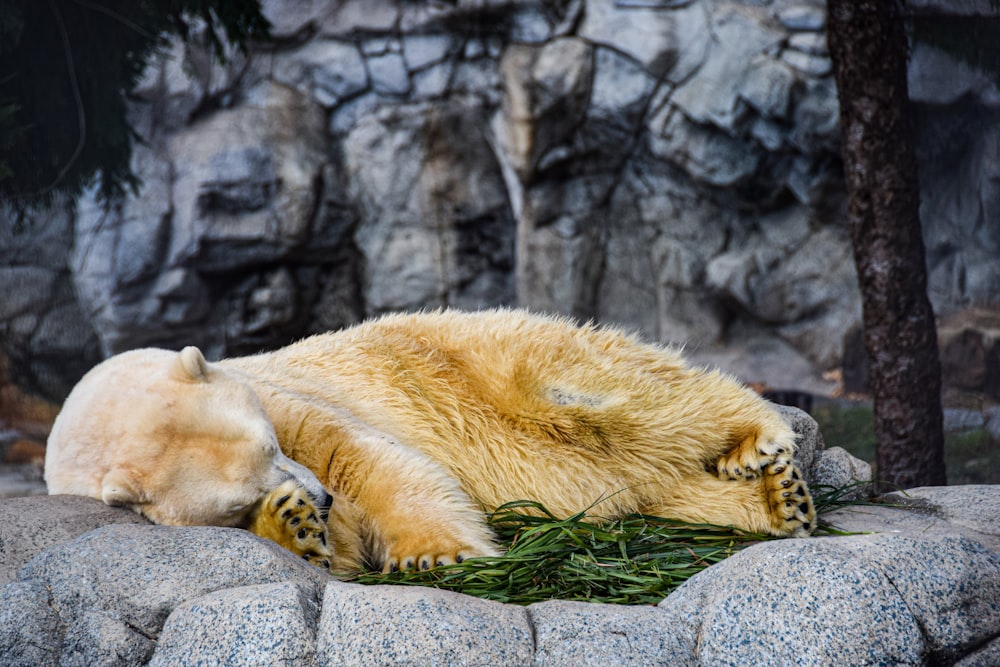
[382,543,490,574]
[249,480,332,571]
[716,429,794,481]
[377,525,499,574]
[763,460,816,537]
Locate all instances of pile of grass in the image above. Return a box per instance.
[348,485,863,605]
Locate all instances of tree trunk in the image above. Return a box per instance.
[827,0,947,488]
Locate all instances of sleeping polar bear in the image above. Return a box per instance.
[46,309,815,573]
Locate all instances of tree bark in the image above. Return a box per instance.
[827,0,947,488]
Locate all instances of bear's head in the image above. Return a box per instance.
[45,346,330,527]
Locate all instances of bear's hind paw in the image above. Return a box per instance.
[764,460,816,537]
[249,480,333,571]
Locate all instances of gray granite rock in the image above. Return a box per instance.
[151,582,321,667]
[657,532,1000,666]
[529,599,689,667]
[18,524,330,638]
[774,404,821,477]
[2,486,1000,666]
[317,581,534,666]
[0,495,148,584]
[0,579,63,667]
[810,447,873,497]
[60,609,156,667]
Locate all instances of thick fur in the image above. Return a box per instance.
[46,309,815,573]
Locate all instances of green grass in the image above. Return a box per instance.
[347,489,862,605]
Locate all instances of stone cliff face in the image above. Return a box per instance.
[1,0,998,400]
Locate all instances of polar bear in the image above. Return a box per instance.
[46,309,815,573]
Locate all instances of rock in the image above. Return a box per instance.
[498,38,594,177]
[669,6,785,130]
[2,486,1000,665]
[343,102,515,313]
[774,404,822,477]
[810,447,873,498]
[0,201,100,400]
[528,599,688,666]
[151,582,321,666]
[272,39,368,107]
[60,609,156,667]
[578,0,708,81]
[824,486,1000,553]
[776,5,826,31]
[658,532,1000,666]
[16,524,331,638]
[0,580,63,667]
[0,495,149,584]
[317,582,534,666]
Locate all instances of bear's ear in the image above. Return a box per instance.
[171,346,209,382]
[101,467,148,507]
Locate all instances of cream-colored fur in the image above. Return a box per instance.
[46,309,815,573]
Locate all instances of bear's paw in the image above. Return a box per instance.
[378,523,499,574]
[249,479,333,571]
[763,460,816,537]
[715,428,795,481]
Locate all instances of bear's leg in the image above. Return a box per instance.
[248,479,333,570]
[316,423,500,573]
[644,460,816,537]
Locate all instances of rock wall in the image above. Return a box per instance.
[1,0,998,400]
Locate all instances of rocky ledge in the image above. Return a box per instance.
[1,488,998,667]
[1,409,998,666]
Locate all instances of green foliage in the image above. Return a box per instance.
[348,491,863,605]
[0,0,270,212]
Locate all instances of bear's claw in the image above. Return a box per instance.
[249,479,333,571]
[382,547,483,574]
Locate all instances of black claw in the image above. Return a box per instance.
[277,494,292,506]
[420,559,431,571]
[308,512,318,523]
[791,470,800,480]
[281,509,293,519]
[781,479,792,488]
[297,528,307,539]
[436,559,445,567]
[404,558,415,569]
[318,532,327,545]
[456,554,464,563]
[798,502,811,515]
[290,517,301,526]
[297,498,307,506]
[390,563,398,573]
